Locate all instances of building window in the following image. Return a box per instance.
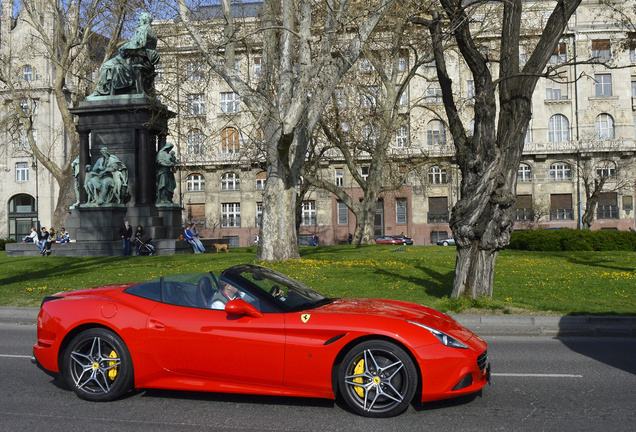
[186,61,205,81]
[597,192,618,219]
[427,120,446,146]
[220,92,240,113]
[18,129,36,148]
[20,99,37,115]
[396,85,407,105]
[596,160,616,179]
[187,203,206,226]
[256,171,267,190]
[16,162,29,182]
[594,74,612,97]
[595,113,615,139]
[361,167,369,182]
[395,126,408,148]
[515,195,533,221]
[548,43,566,64]
[221,172,240,191]
[549,162,572,181]
[631,44,636,62]
[337,201,348,225]
[8,194,37,242]
[187,129,205,154]
[517,163,532,182]
[256,202,263,227]
[186,94,205,115]
[548,114,569,142]
[360,86,378,107]
[221,127,240,154]
[155,62,163,80]
[428,166,447,184]
[623,195,633,211]
[301,201,316,226]
[335,169,344,187]
[186,174,205,191]
[22,65,37,81]
[546,79,567,100]
[253,57,261,78]
[361,124,378,146]
[398,57,407,71]
[396,199,407,224]
[467,80,475,100]
[550,193,573,220]
[428,196,449,223]
[425,84,443,103]
[221,203,241,227]
[591,39,611,60]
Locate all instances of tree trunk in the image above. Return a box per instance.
[453,242,498,298]
[53,172,76,229]
[256,133,301,261]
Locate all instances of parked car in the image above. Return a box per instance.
[32,264,489,418]
[437,236,455,246]
[375,236,404,245]
[392,235,413,245]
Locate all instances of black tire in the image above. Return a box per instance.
[442,241,449,246]
[338,340,418,417]
[62,328,134,402]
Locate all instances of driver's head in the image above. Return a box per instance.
[220,280,239,298]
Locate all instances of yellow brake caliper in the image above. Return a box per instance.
[108,350,118,380]
[353,359,365,397]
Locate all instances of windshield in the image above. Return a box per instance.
[223,264,333,311]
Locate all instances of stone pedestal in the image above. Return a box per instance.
[52,95,184,256]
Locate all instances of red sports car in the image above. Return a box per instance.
[32,264,489,417]
[374,236,404,245]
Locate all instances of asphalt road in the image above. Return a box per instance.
[2,322,635,432]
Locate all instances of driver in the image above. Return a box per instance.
[210,280,240,310]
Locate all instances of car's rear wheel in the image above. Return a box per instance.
[338,340,418,417]
[442,241,449,246]
[63,328,134,401]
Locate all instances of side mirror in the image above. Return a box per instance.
[225,299,263,318]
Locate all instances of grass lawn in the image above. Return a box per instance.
[1,245,634,315]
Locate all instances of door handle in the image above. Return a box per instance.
[149,319,165,329]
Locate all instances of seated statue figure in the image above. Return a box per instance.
[88,12,159,98]
[84,147,128,205]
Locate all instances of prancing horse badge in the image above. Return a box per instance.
[301,314,311,323]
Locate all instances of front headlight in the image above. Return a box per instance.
[408,321,468,349]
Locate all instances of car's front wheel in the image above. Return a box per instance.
[338,340,418,417]
[442,241,449,246]
[63,328,134,401]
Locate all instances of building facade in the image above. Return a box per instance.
[2,1,635,244]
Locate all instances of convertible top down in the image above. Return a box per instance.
[33,264,489,417]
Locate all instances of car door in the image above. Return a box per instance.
[146,302,286,386]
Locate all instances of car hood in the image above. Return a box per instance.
[315,298,477,341]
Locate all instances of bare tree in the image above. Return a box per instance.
[304,6,433,244]
[412,0,583,297]
[0,0,134,228]
[577,141,635,229]
[174,0,396,261]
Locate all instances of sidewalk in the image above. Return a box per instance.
[2,306,635,337]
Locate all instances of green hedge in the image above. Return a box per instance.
[0,238,16,251]
[508,229,636,251]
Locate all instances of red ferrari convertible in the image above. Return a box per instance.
[32,264,489,417]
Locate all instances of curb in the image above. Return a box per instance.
[1,307,635,337]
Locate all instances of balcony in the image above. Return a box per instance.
[428,212,449,223]
[597,205,619,219]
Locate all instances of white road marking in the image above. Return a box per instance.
[0,354,31,359]
[492,373,582,378]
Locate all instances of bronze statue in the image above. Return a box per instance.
[83,147,128,205]
[88,12,159,99]
[156,142,177,204]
